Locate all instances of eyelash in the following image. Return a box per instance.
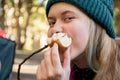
[49,22,55,27]
[64,17,74,22]
[48,17,75,27]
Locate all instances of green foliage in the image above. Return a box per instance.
[114,0,120,37]
[4,0,49,50]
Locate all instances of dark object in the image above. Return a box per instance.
[0,37,16,80]
[74,64,96,80]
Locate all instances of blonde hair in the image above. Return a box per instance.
[86,20,120,80]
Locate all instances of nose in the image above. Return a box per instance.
[51,20,63,34]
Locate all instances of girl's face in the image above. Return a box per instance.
[47,2,90,60]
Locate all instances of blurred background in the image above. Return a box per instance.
[0,0,120,80]
[0,0,48,50]
[0,0,120,50]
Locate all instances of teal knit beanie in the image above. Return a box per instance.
[46,0,116,38]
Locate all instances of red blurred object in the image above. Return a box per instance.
[0,30,7,38]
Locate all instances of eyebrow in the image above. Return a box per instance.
[61,10,75,15]
[48,10,75,19]
[47,17,54,20]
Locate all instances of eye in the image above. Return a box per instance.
[48,21,55,28]
[63,16,75,22]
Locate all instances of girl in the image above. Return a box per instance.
[36,0,120,80]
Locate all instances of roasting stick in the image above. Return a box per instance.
[17,45,48,80]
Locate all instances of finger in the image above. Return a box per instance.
[36,60,47,80]
[44,50,52,68]
[44,50,54,76]
[36,65,43,80]
[63,47,71,69]
[51,43,62,68]
[36,65,42,80]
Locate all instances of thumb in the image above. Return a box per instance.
[63,47,71,69]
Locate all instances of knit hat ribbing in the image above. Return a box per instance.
[46,0,116,38]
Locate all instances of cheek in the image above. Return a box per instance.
[70,23,90,46]
[69,23,90,59]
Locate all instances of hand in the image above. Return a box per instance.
[36,43,71,80]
